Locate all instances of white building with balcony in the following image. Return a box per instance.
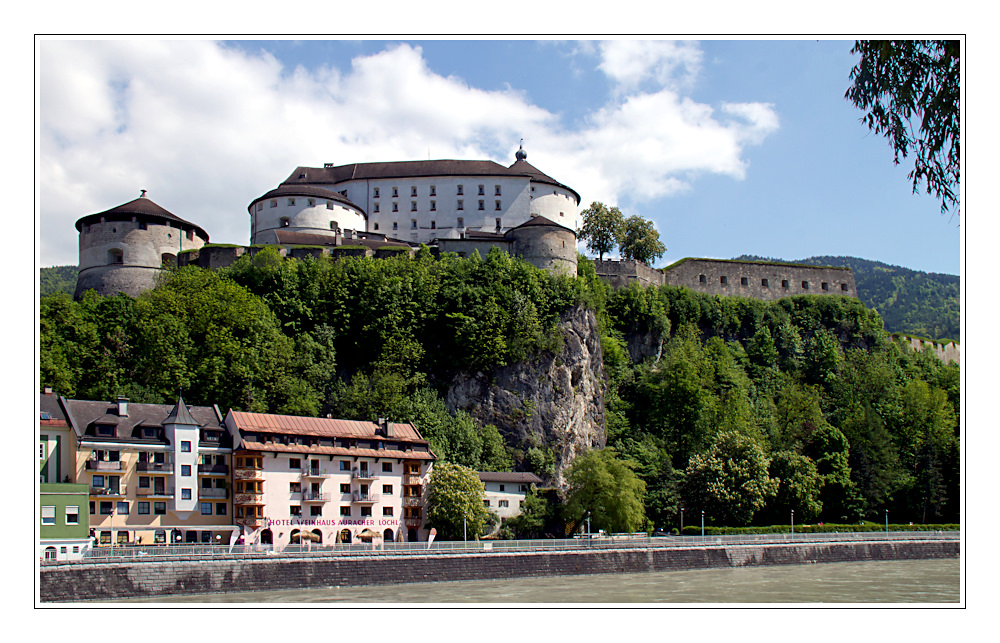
[225,411,436,550]
[479,471,543,520]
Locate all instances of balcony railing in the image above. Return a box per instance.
[300,468,331,478]
[352,492,380,503]
[301,492,330,502]
[90,486,125,496]
[234,468,264,481]
[352,468,379,480]
[403,518,422,528]
[86,460,123,471]
[136,461,172,472]
[198,488,229,499]
[198,463,229,475]
[233,492,265,505]
[136,487,174,497]
[402,496,423,507]
[403,475,422,485]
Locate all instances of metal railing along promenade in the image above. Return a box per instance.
[52,530,959,565]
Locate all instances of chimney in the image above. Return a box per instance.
[43,386,53,395]
[378,417,391,437]
[116,396,129,417]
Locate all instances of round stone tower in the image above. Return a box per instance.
[74,191,209,299]
[508,216,578,276]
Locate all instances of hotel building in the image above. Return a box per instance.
[224,411,436,549]
[61,395,236,546]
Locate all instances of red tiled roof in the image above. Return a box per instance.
[239,441,435,461]
[227,411,424,442]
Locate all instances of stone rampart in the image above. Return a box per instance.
[39,537,958,602]
[662,258,857,300]
[593,259,666,289]
[896,335,961,365]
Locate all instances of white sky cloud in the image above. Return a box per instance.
[38,39,779,266]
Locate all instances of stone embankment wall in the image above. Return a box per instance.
[40,538,958,602]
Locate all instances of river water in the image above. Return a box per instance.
[119,558,960,604]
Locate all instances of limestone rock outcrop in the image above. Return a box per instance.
[445,304,606,488]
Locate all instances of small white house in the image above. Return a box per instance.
[478,471,543,520]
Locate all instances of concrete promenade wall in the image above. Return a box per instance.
[39,538,958,602]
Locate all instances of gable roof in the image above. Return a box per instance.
[478,471,544,484]
[226,411,427,443]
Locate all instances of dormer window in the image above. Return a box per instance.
[97,424,115,437]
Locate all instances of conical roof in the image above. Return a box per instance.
[75,191,209,241]
[163,395,199,427]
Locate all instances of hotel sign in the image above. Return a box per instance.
[265,518,401,527]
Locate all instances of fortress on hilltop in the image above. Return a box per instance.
[71,144,858,308]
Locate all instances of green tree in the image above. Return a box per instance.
[618,215,666,266]
[577,201,625,260]
[426,462,489,540]
[763,450,824,523]
[682,431,778,526]
[563,448,646,534]
[846,40,960,215]
[504,487,551,538]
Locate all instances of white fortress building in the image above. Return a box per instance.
[249,145,580,245]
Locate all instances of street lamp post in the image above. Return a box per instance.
[885,509,888,536]
[701,510,705,539]
[790,509,794,536]
[680,508,684,536]
[586,511,591,536]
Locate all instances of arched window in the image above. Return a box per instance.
[340,529,352,544]
[383,528,394,542]
[161,253,177,268]
[259,529,273,545]
[108,249,123,265]
[311,529,323,544]
[289,529,301,543]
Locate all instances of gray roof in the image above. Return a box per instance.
[62,397,225,444]
[247,185,361,214]
[478,471,544,484]
[163,395,199,427]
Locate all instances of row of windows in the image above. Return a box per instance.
[374,185,502,199]
[236,456,420,475]
[83,222,196,240]
[285,505,396,518]
[259,198,338,211]
[698,274,848,291]
[374,200,502,214]
[88,500,227,516]
[40,505,79,525]
[91,530,221,545]
[373,217,502,233]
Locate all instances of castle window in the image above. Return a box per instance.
[822,282,829,291]
[287,198,295,206]
[457,217,464,229]
[457,200,463,210]
[430,221,436,230]
[411,201,417,212]
[392,187,399,198]
[392,202,398,212]
[496,217,502,229]
[762,278,769,287]
[478,185,485,196]
[373,203,380,213]
[257,203,263,212]
[308,199,315,206]
[270,200,277,208]
[186,230,194,240]
[560,212,564,217]
[782,280,789,288]
[430,186,436,196]
[108,249,123,265]
[721,276,728,285]
[373,222,379,231]
[495,200,501,211]
[161,253,177,268]
[138,221,147,230]
[841,283,848,291]
[495,185,501,196]
[457,185,463,195]
[478,200,485,211]
[329,221,337,231]
[411,186,417,197]
[699,274,707,284]
[280,217,290,227]
[327,201,334,209]
[393,222,398,231]
[741,277,748,286]
[430,200,436,211]
[411,220,417,229]
[373,188,380,198]
[802,281,809,289]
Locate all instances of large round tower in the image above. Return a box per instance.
[74,191,209,299]
[247,185,367,244]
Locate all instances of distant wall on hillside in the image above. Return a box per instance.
[661,258,857,301]
[896,335,960,365]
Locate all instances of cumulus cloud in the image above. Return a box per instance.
[38,39,779,267]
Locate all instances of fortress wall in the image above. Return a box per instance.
[512,226,578,276]
[593,260,666,289]
[899,335,961,365]
[39,537,958,602]
[74,265,165,299]
[662,259,857,301]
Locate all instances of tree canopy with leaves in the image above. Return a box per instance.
[426,462,490,540]
[618,215,666,266]
[563,447,646,533]
[577,201,624,260]
[846,40,960,216]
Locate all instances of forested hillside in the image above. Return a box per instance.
[40,249,960,527]
[735,255,960,341]
[39,265,78,297]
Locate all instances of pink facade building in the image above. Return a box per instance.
[224,411,435,549]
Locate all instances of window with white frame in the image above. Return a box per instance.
[65,506,79,524]
[41,506,56,525]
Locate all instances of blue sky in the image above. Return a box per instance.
[38,38,961,275]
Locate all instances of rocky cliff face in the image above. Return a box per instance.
[445,304,606,488]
